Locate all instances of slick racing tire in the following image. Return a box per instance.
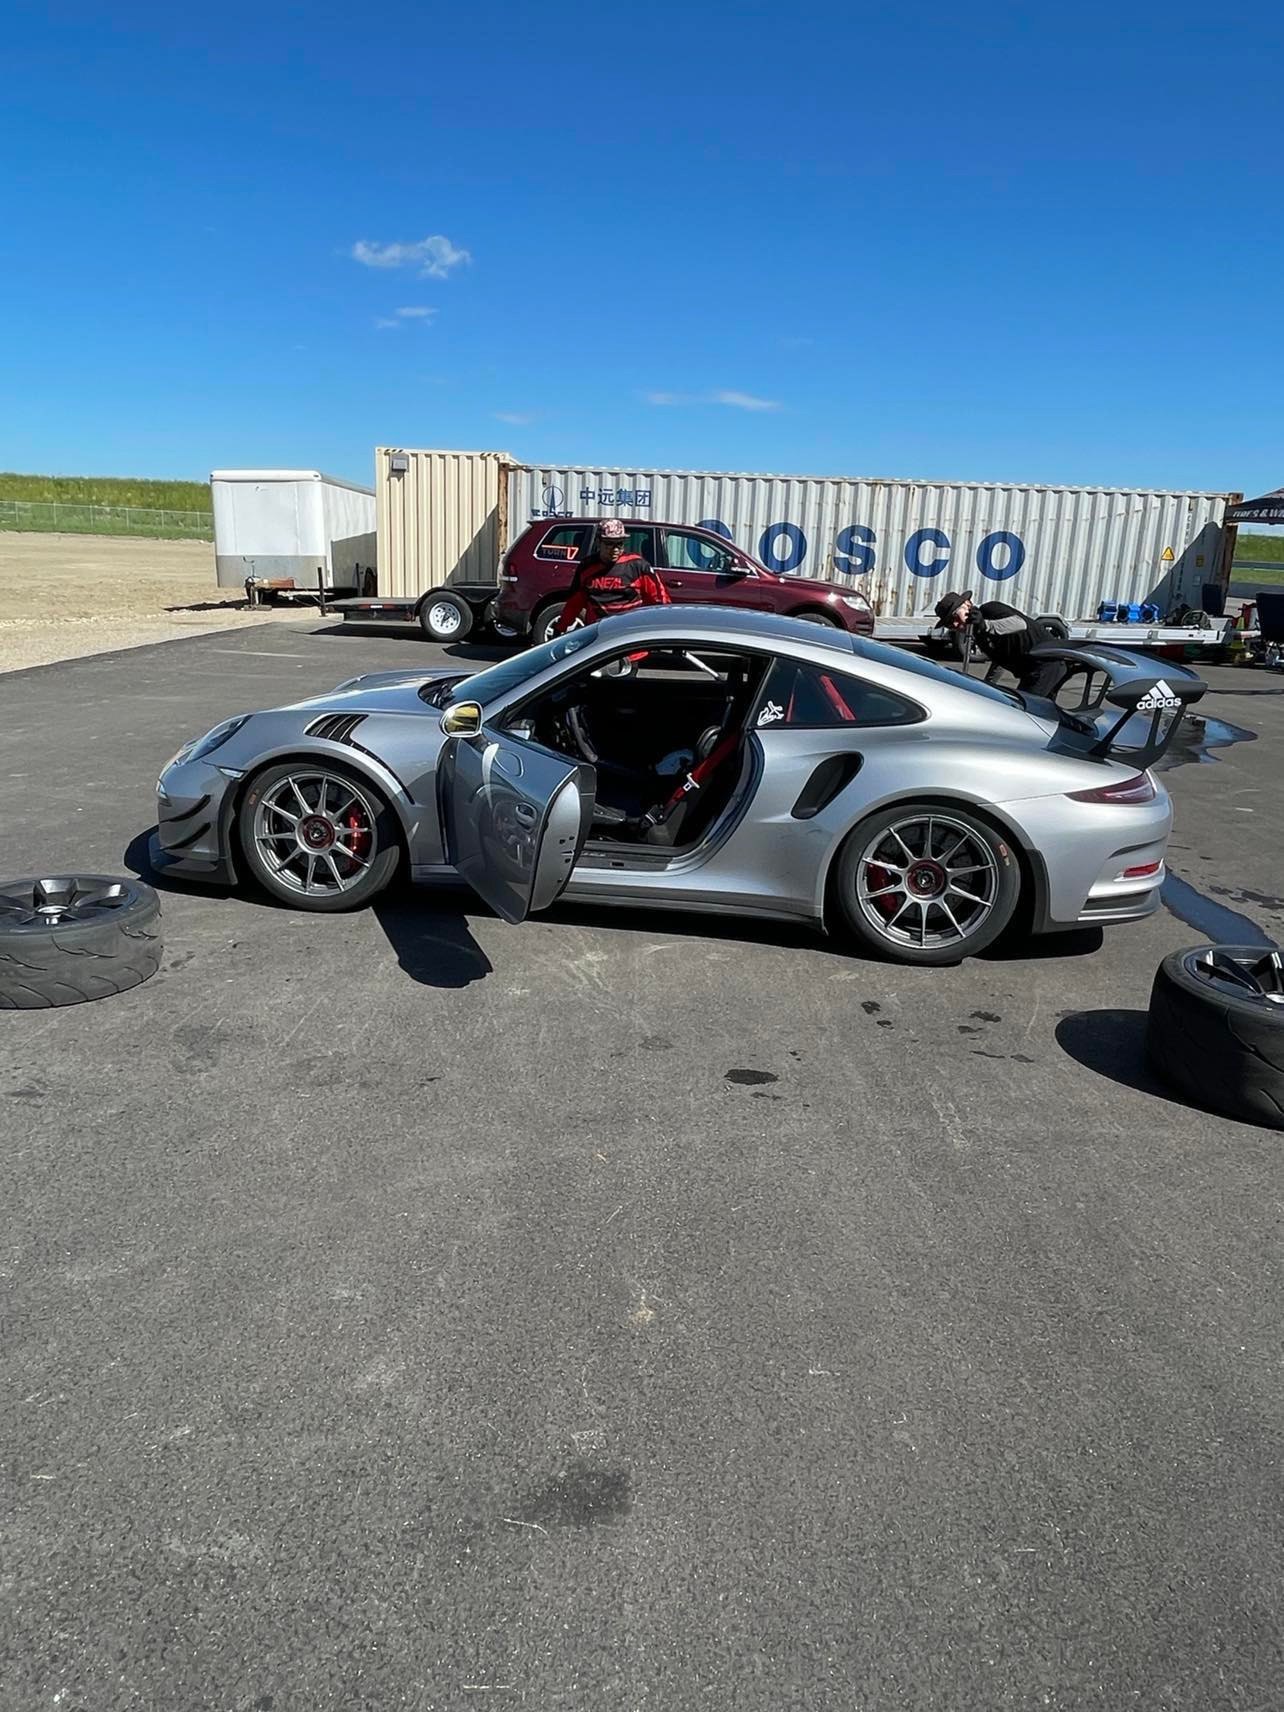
[1147,945,1284,1130]
[419,592,474,644]
[834,803,1021,966]
[0,876,162,1009]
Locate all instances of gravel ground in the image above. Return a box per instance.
[0,531,313,671]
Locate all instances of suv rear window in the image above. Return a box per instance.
[535,526,591,562]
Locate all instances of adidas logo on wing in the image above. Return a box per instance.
[1135,678,1183,712]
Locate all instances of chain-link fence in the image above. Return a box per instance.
[0,499,214,541]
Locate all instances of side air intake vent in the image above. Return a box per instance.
[305,713,367,744]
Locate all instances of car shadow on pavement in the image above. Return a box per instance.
[371,892,493,989]
[983,925,1106,963]
[306,624,510,664]
[1055,1008,1176,1101]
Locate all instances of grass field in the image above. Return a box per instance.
[1231,532,1284,590]
[0,471,211,509]
[0,472,213,541]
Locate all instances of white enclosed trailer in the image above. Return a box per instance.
[211,469,376,597]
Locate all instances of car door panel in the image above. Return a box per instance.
[660,529,773,611]
[441,730,595,923]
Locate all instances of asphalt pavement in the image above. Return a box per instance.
[1,621,1281,1712]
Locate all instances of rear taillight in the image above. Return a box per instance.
[1068,772,1156,805]
[1120,859,1162,879]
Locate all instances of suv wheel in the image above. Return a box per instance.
[531,602,566,647]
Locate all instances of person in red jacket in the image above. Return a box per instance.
[552,519,670,635]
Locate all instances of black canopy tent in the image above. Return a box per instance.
[1227,487,1284,526]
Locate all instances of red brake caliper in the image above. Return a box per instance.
[345,811,370,869]
[866,863,900,918]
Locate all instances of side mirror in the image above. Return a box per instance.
[440,700,483,737]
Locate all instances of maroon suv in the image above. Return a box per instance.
[493,518,875,646]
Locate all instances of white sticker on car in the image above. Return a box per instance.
[757,700,785,726]
[1136,678,1182,711]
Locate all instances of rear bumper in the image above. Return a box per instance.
[492,585,533,636]
[999,789,1173,932]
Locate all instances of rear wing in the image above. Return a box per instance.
[1029,642,1206,770]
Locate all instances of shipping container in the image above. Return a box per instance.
[373,449,1234,623]
[376,447,508,600]
[211,470,375,592]
[510,465,1234,620]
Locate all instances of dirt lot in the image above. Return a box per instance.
[0,531,309,671]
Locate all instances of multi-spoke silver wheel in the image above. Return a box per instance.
[855,814,1000,950]
[251,770,380,899]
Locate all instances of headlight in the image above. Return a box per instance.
[839,592,872,610]
[168,715,250,769]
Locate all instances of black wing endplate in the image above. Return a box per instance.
[1030,643,1207,769]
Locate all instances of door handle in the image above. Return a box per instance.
[514,803,537,826]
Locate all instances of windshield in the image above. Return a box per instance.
[424,624,602,708]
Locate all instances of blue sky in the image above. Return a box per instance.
[1,0,1281,495]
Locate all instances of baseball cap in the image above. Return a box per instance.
[598,519,627,540]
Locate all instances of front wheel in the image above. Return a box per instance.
[792,609,840,626]
[833,804,1020,965]
[238,762,401,912]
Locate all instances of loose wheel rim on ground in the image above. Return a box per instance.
[1182,946,1284,1008]
[252,770,380,899]
[0,876,137,925]
[855,814,999,950]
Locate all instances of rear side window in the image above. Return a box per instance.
[535,525,591,562]
[754,658,922,729]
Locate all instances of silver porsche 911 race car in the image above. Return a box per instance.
[152,608,1203,965]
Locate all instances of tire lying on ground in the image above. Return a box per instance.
[0,877,162,1009]
[1147,944,1284,1130]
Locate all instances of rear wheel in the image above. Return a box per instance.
[531,602,566,647]
[238,762,401,912]
[833,804,1020,965]
[419,592,473,644]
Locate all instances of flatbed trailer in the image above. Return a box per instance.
[328,593,1241,659]
[876,614,1238,657]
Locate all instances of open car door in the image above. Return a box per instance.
[440,728,596,923]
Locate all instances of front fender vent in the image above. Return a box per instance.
[305,712,367,745]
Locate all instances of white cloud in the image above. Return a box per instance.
[374,317,401,330]
[711,389,780,412]
[396,305,436,319]
[494,411,533,426]
[644,388,781,412]
[352,235,471,279]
